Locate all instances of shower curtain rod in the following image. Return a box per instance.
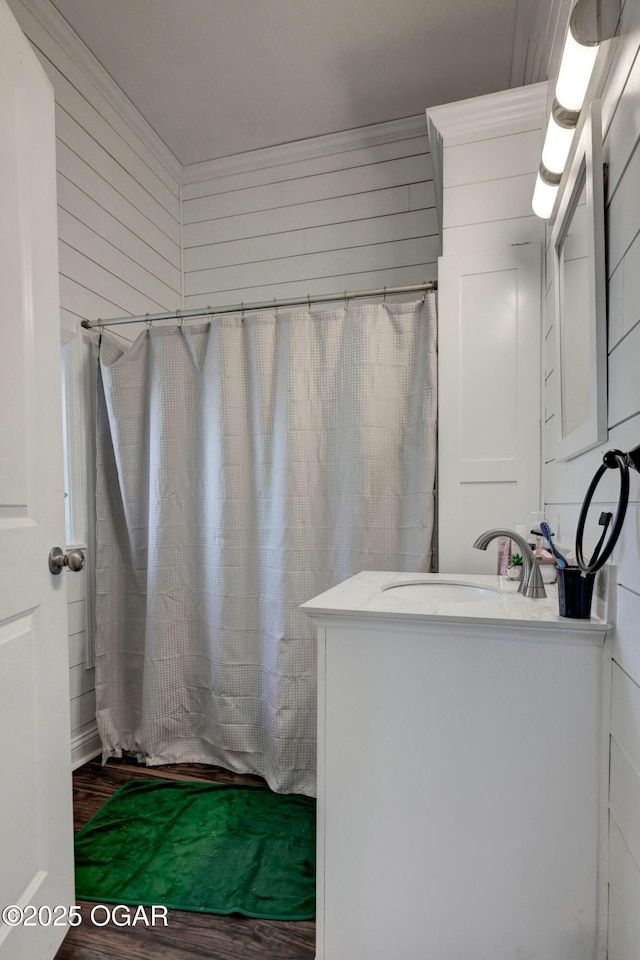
[80,281,437,329]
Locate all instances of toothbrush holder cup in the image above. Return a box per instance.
[557,566,596,619]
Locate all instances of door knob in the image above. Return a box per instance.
[49,547,85,574]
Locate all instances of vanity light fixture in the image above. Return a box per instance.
[532,0,620,219]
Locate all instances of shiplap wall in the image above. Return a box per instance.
[543,1,640,954]
[7,0,438,770]
[7,0,182,768]
[181,118,437,309]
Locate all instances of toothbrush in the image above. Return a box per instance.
[588,511,613,568]
[540,520,568,568]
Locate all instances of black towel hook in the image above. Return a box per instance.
[575,444,640,574]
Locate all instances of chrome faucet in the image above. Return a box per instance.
[473,528,547,599]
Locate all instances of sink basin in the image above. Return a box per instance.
[381,580,503,603]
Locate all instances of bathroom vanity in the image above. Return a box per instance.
[302,572,610,960]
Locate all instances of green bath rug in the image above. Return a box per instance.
[74,779,316,920]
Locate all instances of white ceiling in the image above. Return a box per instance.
[50,0,556,166]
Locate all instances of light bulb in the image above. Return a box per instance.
[555,27,598,112]
[541,115,575,175]
[532,173,559,220]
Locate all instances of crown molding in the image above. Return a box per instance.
[182,115,428,186]
[14,0,182,184]
[426,82,548,147]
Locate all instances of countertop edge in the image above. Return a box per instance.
[301,605,610,644]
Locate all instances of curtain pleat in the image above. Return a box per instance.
[95,296,437,795]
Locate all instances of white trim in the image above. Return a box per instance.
[71,723,102,771]
[510,0,537,87]
[60,329,87,546]
[526,0,570,89]
[426,82,548,147]
[551,100,607,461]
[426,115,443,236]
[596,637,613,960]
[179,181,185,310]
[60,327,97,669]
[15,0,182,183]
[182,115,428,185]
[303,612,608,645]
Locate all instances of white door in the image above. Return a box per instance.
[0,2,74,958]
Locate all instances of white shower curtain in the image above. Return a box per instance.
[95,295,437,795]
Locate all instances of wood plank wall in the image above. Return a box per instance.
[7,0,182,327]
[7,0,183,767]
[543,1,640,953]
[6,1,438,771]
[181,118,437,309]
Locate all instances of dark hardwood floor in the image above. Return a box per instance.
[55,756,316,960]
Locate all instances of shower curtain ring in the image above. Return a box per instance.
[307,294,311,310]
[145,312,152,328]
[241,302,245,321]
[273,298,278,318]
[383,286,387,303]
[176,308,183,328]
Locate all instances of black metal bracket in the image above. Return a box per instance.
[625,443,640,473]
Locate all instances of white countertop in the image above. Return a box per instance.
[300,570,610,637]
